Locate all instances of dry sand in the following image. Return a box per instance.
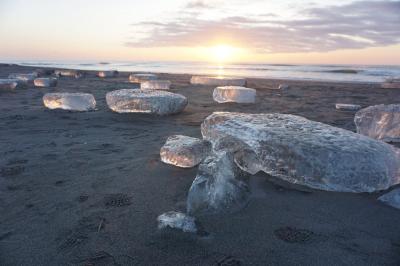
[0,64,400,265]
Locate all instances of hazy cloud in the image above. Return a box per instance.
[126,1,400,53]
[185,0,213,9]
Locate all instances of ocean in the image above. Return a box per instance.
[3,60,400,83]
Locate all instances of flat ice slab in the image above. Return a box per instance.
[355,104,400,142]
[157,211,197,233]
[0,79,18,90]
[191,76,246,86]
[43,93,96,111]
[160,135,211,168]
[335,103,361,111]
[378,188,400,210]
[129,73,157,83]
[213,86,256,103]
[34,78,58,87]
[97,70,118,78]
[106,89,187,115]
[140,80,171,90]
[202,112,400,192]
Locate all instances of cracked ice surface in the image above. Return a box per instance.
[190,76,246,86]
[43,93,96,111]
[378,188,400,210]
[201,112,400,192]
[106,89,187,115]
[213,86,256,103]
[140,80,171,90]
[129,73,157,83]
[355,104,400,142]
[160,135,211,168]
[34,78,58,87]
[157,211,197,233]
[187,151,250,215]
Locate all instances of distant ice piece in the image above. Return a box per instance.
[213,86,256,103]
[355,104,400,142]
[140,80,171,90]
[160,135,211,168]
[0,79,18,90]
[97,70,118,78]
[335,103,361,111]
[8,73,37,84]
[157,211,197,233]
[43,93,96,111]
[381,78,400,89]
[34,77,58,87]
[378,188,400,210]
[129,73,157,83]
[106,89,187,115]
[191,76,246,86]
[278,84,290,90]
[187,151,250,215]
[54,69,83,78]
[34,68,54,76]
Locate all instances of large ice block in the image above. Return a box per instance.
[140,80,171,90]
[190,76,246,86]
[0,79,18,90]
[335,103,361,111]
[34,78,58,87]
[129,73,157,83]
[187,151,250,215]
[97,70,118,78]
[106,89,187,115]
[43,93,96,111]
[157,211,197,233]
[355,104,400,142]
[160,135,211,168]
[213,86,256,103]
[201,112,400,192]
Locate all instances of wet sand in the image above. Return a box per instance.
[1,64,400,265]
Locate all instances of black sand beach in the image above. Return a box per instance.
[1,64,400,265]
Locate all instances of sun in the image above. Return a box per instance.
[211,45,236,62]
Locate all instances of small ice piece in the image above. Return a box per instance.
[355,104,400,142]
[106,89,187,115]
[381,78,400,89]
[0,79,18,90]
[8,73,37,84]
[140,80,171,90]
[213,86,256,103]
[97,70,118,78]
[278,84,290,90]
[160,135,211,168]
[190,76,246,86]
[34,68,54,76]
[34,78,58,87]
[129,73,157,83]
[187,151,250,215]
[43,93,96,111]
[335,103,361,111]
[157,211,197,233]
[378,188,400,210]
[54,69,83,78]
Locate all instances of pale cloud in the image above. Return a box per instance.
[126,0,400,53]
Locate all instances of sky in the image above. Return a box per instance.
[0,0,399,65]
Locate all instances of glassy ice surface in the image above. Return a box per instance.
[129,73,157,83]
[160,135,211,168]
[201,112,400,192]
[43,93,96,111]
[187,151,250,215]
[34,78,58,87]
[213,86,256,103]
[335,103,361,111]
[190,76,246,86]
[97,70,118,78]
[378,188,400,210]
[8,73,37,84]
[157,211,197,233]
[278,84,290,90]
[355,104,400,142]
[0,79,18,90]
[140,80,171,90]
[106,89,187,115]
